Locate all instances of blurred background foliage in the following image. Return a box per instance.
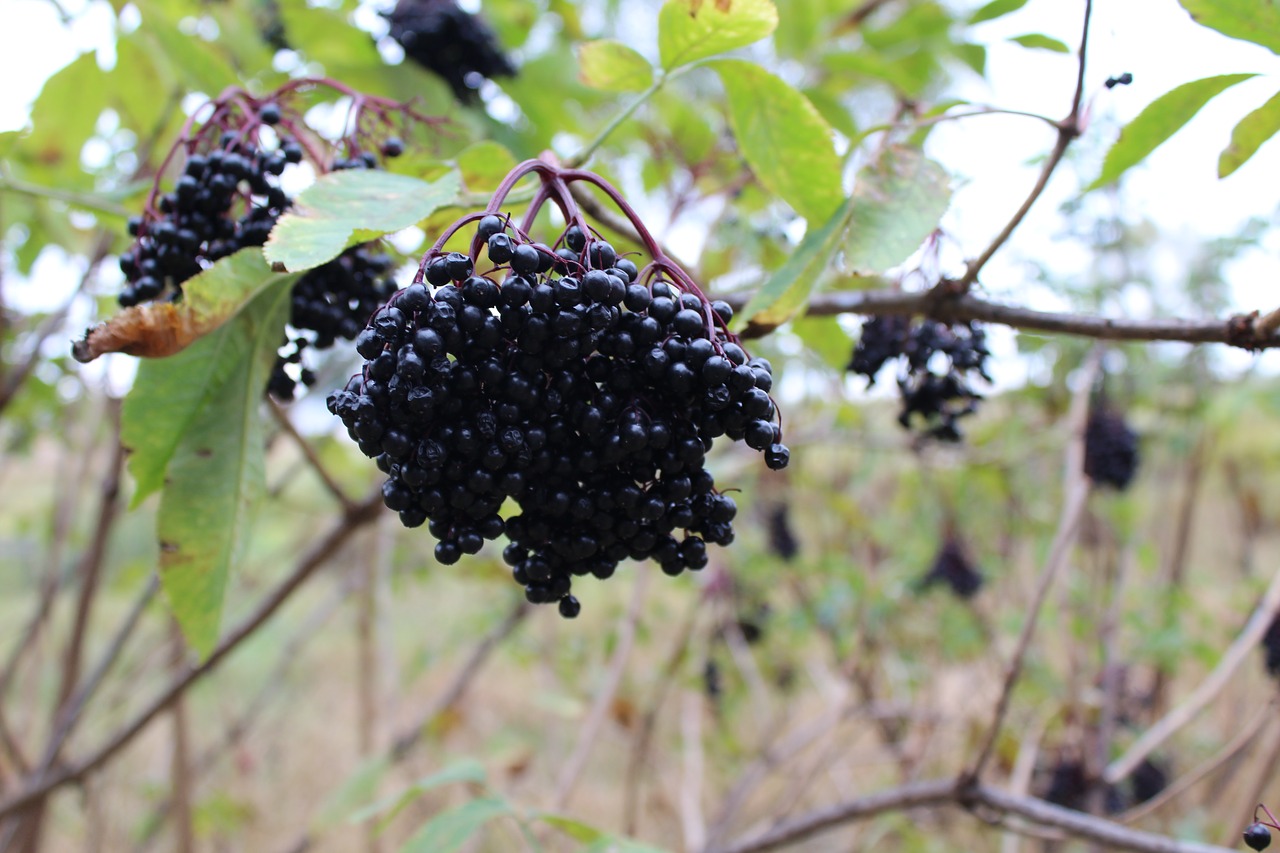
[3,0,1280,850]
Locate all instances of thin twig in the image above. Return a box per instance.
[955,0,1093,291]
[964,348,1100,782]
[0,490,383,821]
[1104,563,1280,784]
[168,621,195,853]
[553,565,649,810]
[268,399,356,512]
[680,690,707,852]
[1118,694,1277,825]
[707,778,1237,853]
[390,598,530,760]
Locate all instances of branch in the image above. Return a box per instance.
[268,398,356,512]
[727,287,1280,349]
[0,489,383,820]
[707,779,1238,853]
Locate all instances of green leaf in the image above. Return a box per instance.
[1179,0,1280,56]
[120,250,300,506]
[22,53,109,183]
[348,759,489,826]
[735,197,854,335]
[583,838,673,853]
[792,316,856,370]
[1219,87,1280,177]
[311,756,392,832]
[265,170,461,271]
[1007,33,1069,53]
[968,0,1029,24]
[536,813,608,842]
[844,146,951,273]
[714,59,843,222]
[578,40,654,92]
[156,276,294,656]
[1088,74,1257,191]
[658,0,779,70]
[398,797,511,853]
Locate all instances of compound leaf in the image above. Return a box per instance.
[1088,73,1256,190]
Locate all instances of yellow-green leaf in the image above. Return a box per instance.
[1088,74,1257,191]
[1219,87,1280,177]
[1008,33,1069,53]
[969,0,1029,24]
[1179,0,1280,56]
[155,276,294,656]
[736,198,854,335]
[265,169,461,271]
[658,0,778,71]
[713,59,843,223]
[578,40,654,92]
[845,146,951,274]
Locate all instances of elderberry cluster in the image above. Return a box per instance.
[1083,408,1139,490]
[847,316,991,442]
[117,96,409,399]
[118,120,297,307]
[385,0,515,103]
[917,535,983,599]
[328,215,789,616]
[1263,614,1280,679]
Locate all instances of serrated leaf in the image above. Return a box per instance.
[1008,33,1069,53]
[348,759,489,827]
[658,0,778,70]
[120,250,300,507]
[156,276,294,656]
[265,170,461,271]
[578,40,653,92]
[736,197,854,335]
[844,146,951,273]
[1219,87,1280,177]
[1088,74,1257,191]
[312,756,392,832]
[398,797,511,853]
[1179,0,1280,56]
[968,0,1029,24]
[714,59,843,223]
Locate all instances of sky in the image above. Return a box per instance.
[3,0,1280,391]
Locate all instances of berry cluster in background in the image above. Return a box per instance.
[328,160,789,616]
[918,533,983,599]
[1083,405,1140,490]
[117,81,433,399]
[846,315,991,442]
[385,0,515,103]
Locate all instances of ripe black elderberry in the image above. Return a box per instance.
[1245,823,1273,851]
[918,535,983,599]
[385,0,515,103]
[1083,407,1138,490]
[328,160,790,616]
[847,316,990,442]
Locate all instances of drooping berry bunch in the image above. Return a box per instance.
[1262,613,1280,679]
[385,0,516,104]
[327,160,789,616]
[847,315,991,442]
[1245,804,1280,851]
[917,534,983,599]
[1083,406,1139,490]
[118,80,437,398]
[766,503,799,562]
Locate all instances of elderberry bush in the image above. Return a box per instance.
[386,0,515,103]
[847,316,991,442]
[1083,408,1139,490]
[917,535,983,599]
[328,204,789,617]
